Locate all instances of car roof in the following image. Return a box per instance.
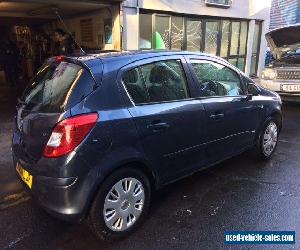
[74,50,225,64]
[68,50,238,75]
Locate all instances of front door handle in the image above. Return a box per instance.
[210,113,224,119]
[147,122,170,132]
[232,95,252,102]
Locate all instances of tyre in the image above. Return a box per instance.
[88,167,151,241]
[254,118,279,160]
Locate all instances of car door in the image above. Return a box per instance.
[186,56,260,163]
[118,56,209,183]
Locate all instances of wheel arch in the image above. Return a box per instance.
[83,159,159,219]
[256,110,282,146]
[270,111,282,131]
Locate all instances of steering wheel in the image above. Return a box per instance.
[200,80,227,96]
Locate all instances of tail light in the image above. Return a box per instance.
[43,113,98,158]
[55,55,65,63]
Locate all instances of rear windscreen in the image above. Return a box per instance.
[22,61,96,113]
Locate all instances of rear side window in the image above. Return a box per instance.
[122,60,189,104]
[190,60,244,97]
[22,62,95,112]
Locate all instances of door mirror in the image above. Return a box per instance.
[247,83,261,96]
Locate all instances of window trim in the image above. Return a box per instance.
[187,57,247,99]
[118,57,196,106]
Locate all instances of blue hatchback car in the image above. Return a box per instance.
[12,51,282,240]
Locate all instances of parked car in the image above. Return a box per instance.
[12,51,282,240]
[260,24,300,102]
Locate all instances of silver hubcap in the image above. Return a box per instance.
[103,178,145,232]
[262,122,278,156]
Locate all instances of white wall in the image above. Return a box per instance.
[122,6,139,50]
[124,0,271,20]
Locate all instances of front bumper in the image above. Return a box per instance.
[259,79,300,102]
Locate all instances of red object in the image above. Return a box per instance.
[55,55,65,63]
[43,113,98,158]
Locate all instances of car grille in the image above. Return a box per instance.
[277,70,300,80]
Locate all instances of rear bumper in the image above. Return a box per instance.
[18,174,82,221]
[12,154,97,222]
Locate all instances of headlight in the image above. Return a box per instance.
[261,68,277,80]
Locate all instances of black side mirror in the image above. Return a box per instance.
[247,83,261,96]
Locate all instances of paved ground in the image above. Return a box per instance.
[0,86,299,249]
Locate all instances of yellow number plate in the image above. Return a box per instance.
[16,163,33,189]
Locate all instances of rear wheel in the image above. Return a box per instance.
[88,167,151,241]
[254,118,279,160]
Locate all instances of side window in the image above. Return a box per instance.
[190,60,244,97]
[122,68,149,104]
[122,60,189,104]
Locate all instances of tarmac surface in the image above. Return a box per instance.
[0,86,299,249]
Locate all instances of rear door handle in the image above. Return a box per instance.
[210,113,224,119]
[147,122,170,132]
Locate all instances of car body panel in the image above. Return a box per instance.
[266,24,300,59]
[12,51,282,221]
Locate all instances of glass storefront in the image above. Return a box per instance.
[139,12,252,72]
[186,19,202,52]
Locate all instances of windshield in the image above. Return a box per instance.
[22,61,94,113]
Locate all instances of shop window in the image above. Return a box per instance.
[154,15,170,49]
[227,21,249,71]
[250,22,262,77]
[220,21,230,58]
[186,19,202,52]
[204,21,219,56]
[80,19,93,43]
[139,14,152,49]
[239,22,248,55]
[237,58,245,71]
[138,13,249,72]
[230,22,240,56]
[228,58,238,67]
[171,16,184,50]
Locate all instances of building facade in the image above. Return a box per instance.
[0,0,271,80]
[270,0,300,30]
[121,0,272,77]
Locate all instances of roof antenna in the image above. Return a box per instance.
[53,7,86,56]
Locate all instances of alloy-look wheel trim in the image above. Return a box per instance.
[103,177,145,232]
[262,121,278,157]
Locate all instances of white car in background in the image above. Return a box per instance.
[260,24,300,102]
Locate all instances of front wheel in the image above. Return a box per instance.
[254,118,279,160]
[88,167,151,241]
